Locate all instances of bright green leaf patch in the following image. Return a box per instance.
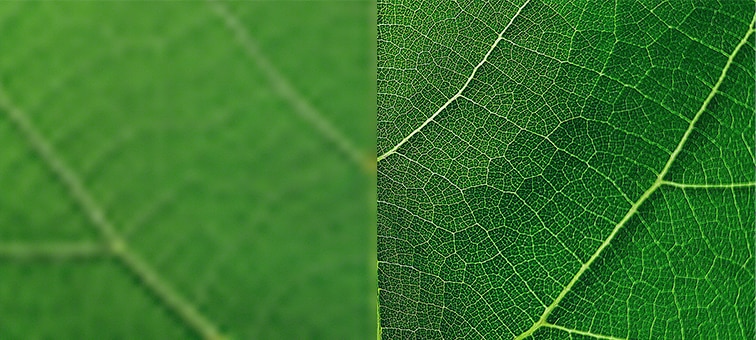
[0,1,374,339]
[377,0,755,339]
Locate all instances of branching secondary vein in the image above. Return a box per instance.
[0,86,225,340]
[376,0,533,163]
[207,0,372,172]
[513,12,756,340]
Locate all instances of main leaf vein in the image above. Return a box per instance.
[513,11,756,340]
[0,85,225,340]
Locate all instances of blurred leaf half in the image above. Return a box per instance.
[0,1,375,339]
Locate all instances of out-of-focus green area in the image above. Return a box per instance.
[0,1,375,339]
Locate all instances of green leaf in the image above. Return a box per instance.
[0,1,374,339]
[377,0,755,338]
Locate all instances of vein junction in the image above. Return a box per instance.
[0,86,226,340]
[513,12,756,340]
[378,1,754,337]
[376,0,533,162]
[1,2,371,338]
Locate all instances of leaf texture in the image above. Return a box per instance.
[0,1,374,339]
[377,0,755,339]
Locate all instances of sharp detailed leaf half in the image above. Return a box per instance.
[378,0,755,338]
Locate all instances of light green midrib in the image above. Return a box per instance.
[513,13,756,340]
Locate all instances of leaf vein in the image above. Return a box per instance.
[513,12,756,340]
[0,85,226,340]
[207,0,371,171]
[376,0,534,162]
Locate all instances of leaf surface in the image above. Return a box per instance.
[377,0,755,338]
[0,1,374,339]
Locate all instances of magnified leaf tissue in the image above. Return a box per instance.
[378,0,755,339]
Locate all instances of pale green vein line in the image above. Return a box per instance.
[112,243,226,340]
[0,242,107,260]
[376,0,532,163]
[207,0,371,172]
[0,86,225,340]
[542,323,627,340]
[661,181,756,189]
[0,92,121,244]
[514,12,756,340]
[377,286,382,340]
[514,173,663,340]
